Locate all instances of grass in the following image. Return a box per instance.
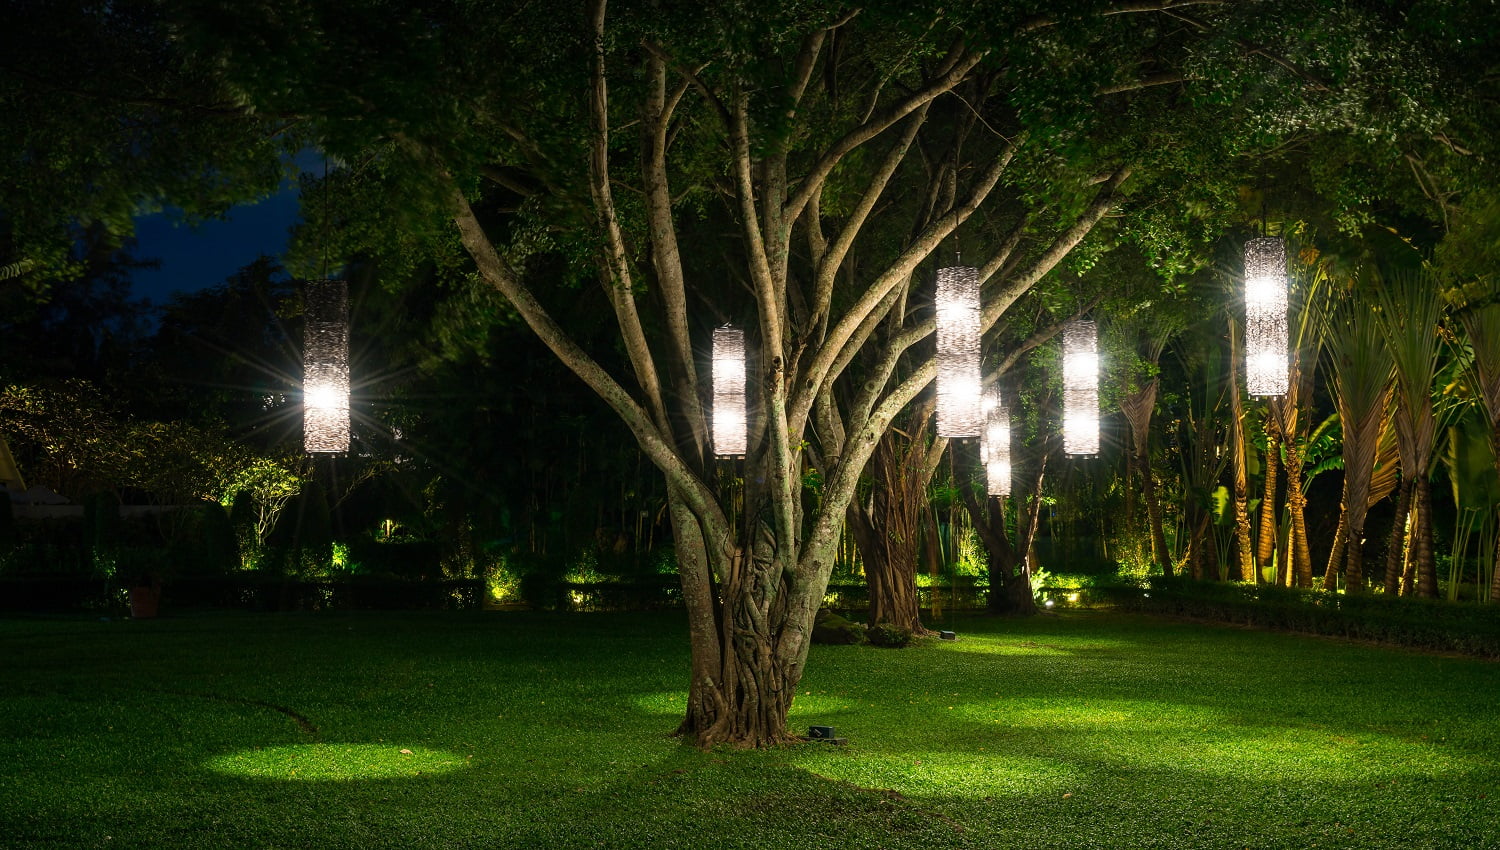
[1,609,1497,849]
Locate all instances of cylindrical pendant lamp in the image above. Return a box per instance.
[981,387,1012,497]
[712,326,747,456]
[1063,319,1099,456]
[303,278,349,454]
[1244,236,1289,396]
[936,264,982,437]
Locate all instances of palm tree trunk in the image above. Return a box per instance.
[1230,330,1254,582]
[1414,476,1438,598]
[1256,415,1281,584]
[1346,529,1365,592]
[1284,437,1313,588]
[1145,469,1170,577]
[1384,479,1413,595]
[1323,514,1347,591]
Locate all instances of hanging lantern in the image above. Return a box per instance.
[303,279,349,454]
[712,326,747,456]
[936,264,982,437]
[1244,236,1289,396]
[1063,319,1099,456]
[981,387,1012,497]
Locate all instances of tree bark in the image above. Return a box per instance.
[1322,514,1346,592]
[1120,378,1167,572]
[1414,476,1438,598]
[1255,414,1281,585]
[1384,479,1413,595]
[1284,436,1313,589]
[962,439,1048,617]
[1229,321,1254,583]
[1144,464,1171,577]
[845,420,933,635]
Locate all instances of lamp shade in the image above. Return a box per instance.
[712,326,747,456]
[936,265,982,437]
[1063,319,1099,456]
[1244,236,1289,396]
[303,279,349,454]
[981,386,1012,497]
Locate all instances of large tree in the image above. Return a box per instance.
[4,0,1483,747]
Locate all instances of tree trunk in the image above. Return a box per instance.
[1384,479,1413,595]
[1200,513,1220,581]
[847,492,916,630]
[1488,443,1500,602]
[1255,415,1281,584]
[845,417,935,635]
[1185,509,1209,580]
[962,442,1046,617]
[1414,475,1438,598]
[669,499,811,747]
[1121,379,1166,573]
[1144,466,1171,577]
[1230,353,1254,583]
[1322,514,1346,592]
[1284,437,1313,588]
[1491,523,1500,603]
[1346,521,1365,593]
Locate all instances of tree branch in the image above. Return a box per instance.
[782,46,986,228]
[589,0,671,433]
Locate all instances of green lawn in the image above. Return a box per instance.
[1,609,1497,849]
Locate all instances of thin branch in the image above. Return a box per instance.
[783,45,986,227]
[588,0,671,433]
[1096,71,1191,96]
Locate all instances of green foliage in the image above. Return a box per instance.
[0,2,299,293]
[865,621,913,648]
[198,500,240,576]
[811,608,864,645]
[82,492,120,580]
[1107,577,1500,657]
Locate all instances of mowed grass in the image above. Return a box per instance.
[1,610,1497,849]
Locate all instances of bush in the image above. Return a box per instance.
[812,608,864,645]
[1094,577,1500,658]
[866,622,913,648]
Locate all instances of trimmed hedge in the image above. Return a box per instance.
[1095,577,1500,658]
[0,575,483,613]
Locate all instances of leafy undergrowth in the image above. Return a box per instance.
[1,610,1497,848]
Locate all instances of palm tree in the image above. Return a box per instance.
[1456,302,1500,602]
[1323,295,1394,592]
[1227,317,1255,582]
[1374,272,1447,598]
[1274,245,1332,588]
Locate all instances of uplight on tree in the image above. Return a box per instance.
[303,279,349,454]
[1244,236,1289,396]
[712,326,747,456]
[1063,319,1099,456]
[935,264,982,437]
[981,387,1011,497]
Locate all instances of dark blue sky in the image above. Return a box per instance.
[129,192,301,305]
[128,152,319,305]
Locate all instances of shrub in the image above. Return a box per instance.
[812,608,864,645]
[866,622,913,648]
[1094,577,1500,658]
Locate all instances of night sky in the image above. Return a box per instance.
[127,152,317,305]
